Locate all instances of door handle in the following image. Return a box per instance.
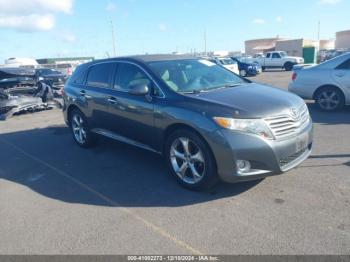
[335,73,345,77]
[80,90,92,99]
[107,97,118,104]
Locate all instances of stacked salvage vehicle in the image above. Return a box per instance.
[0,67,65,120]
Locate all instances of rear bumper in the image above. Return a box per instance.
[208,122,313,183]
[288,83,315,100]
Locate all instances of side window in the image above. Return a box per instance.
[115,63,152,91]
[272,53,280,59]
[86,63,113,88]
[336,59,350,70]
[68,65,86,85]
[266,53,271,58]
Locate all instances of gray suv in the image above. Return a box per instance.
[63,55,313,190]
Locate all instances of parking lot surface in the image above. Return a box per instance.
[0,71,349,255]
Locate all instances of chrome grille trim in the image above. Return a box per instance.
[264,104,310,140]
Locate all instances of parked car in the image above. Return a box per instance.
[253,51,304,71]
[231,57,262,77]
[208,57,240,75]
[289,53,350,111]
[63,55,313,190]
[35,68,67,90]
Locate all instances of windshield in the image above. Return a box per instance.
[279,51,288,57]
[219,58,236,65]
[148,59,247,93]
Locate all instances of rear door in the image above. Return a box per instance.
[83,62,116,130]
[332,58,350,99]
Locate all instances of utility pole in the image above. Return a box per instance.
[204,29,207,56]
[110,19,117,57]
[317,20,321,41]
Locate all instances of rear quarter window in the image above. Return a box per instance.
[68,65,86,85]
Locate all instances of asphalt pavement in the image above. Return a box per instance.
[0,71,349,255]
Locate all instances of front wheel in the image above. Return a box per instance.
[165,129,218,190]
[70,109,95,147]
[315,86,345,111]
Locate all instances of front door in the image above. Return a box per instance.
[106,62,158,148]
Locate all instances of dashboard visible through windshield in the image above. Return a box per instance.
[148,59,247,94]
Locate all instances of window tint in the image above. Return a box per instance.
[272,53,280,58]
[337,59,350,70]
[115,63,152,91]
[69,65,86,85]
[86,63,113,88]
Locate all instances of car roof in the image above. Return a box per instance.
[86,54,197,66]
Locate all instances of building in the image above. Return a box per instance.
[335,30,350,49]
[36,57,94,67]
[245,37,286,55]
[275,39,319,57]
[319,39,335,50]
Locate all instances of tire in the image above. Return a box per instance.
[315,86,345,111]
[70,109,95,148]
[240,70,247,77]
[262,66,266,71]
[284,62,294,71]
[165,129,218,190]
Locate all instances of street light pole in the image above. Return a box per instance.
[110,19,117,57]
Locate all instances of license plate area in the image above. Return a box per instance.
[296,132,309,152]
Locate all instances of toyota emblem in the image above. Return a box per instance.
[290,107,300,119]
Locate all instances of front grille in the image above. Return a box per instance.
[279,148,308,167]
[264,104,310,140]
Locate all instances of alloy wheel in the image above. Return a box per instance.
[72,114,87,144]
[318,90,340,111]
[170,137,206,184]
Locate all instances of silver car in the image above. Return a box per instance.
[289,53,350,111]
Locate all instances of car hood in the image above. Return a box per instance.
[190,83,305,118]
[44,74,66,78]
[285,56,303,61]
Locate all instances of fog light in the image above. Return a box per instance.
[237,160,251,173]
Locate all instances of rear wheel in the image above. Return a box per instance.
[70,109,95,147]
[315,86,345,111]
[165,129,218,190]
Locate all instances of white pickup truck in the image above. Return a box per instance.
[252,51,304,71]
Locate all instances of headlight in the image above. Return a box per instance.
[213,117,274,139]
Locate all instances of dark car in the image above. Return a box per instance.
[63,55,313,190]
[231,57,262,77]
[35,68,67,89]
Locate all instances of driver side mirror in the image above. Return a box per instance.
[128,84,150,96]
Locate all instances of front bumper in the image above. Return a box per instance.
[209,122,313,183]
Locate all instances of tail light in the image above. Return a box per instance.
[292,72,297,81]
[67,67,72,76]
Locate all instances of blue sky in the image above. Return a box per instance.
[0,0,349,62]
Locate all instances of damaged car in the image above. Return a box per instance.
[0,68,63,120]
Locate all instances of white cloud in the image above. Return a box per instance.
[0,14,55,31]
[158,23,167,31]
[252,18,265,24]
[318,0,342,4]
[106,2,117,12]
[276,16,283,22]
[0,0,74,32]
